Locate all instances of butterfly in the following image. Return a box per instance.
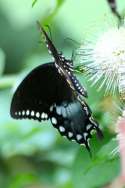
[10,22,103,153]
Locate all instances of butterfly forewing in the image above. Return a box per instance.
[10,63,74,120]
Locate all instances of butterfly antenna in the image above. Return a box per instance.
[74,64,99,74]
[63,38,80,66]
[64,37,80,46]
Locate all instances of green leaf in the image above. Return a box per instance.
[0,75,16,89]
[41,0,65,25]
[72,133,120,188]
[8,173,37,188]
[96,138,118,160]
[32,0,38,7]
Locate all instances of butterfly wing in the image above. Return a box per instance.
[10,62,102,151]
[50,100,103,152]
[10,62,74,121]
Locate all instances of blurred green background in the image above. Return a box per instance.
[0,0,125,187]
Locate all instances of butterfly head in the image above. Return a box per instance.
[37,22,74,70]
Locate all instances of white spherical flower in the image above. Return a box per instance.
[79,25,125,99]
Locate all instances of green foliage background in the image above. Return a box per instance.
[0,0,125,187]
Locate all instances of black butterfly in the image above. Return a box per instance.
[10,22,103,152]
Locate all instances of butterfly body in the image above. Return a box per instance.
[10,23,103,152]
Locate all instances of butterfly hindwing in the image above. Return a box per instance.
[49,100,102,151]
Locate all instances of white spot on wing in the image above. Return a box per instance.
[68,132,73,138]
[83,133,88,140]
[84,106,89,115]
[36,112,40,118]
[56,107,62,115]
[62,106,67,118]
[76,134,82,141]
[41,112,47,119]
[18,111,21,116]
[31,111,34,116]
[50,106,53,112]
[52,57,55,61]
[86,124,92,131]
[22,111,25,116]
[59,126,65,132]
[44,113,48,119]
[26,110,30,116]
[51,117,57,125]
[48,49,52,55]
[80,89,83,93]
